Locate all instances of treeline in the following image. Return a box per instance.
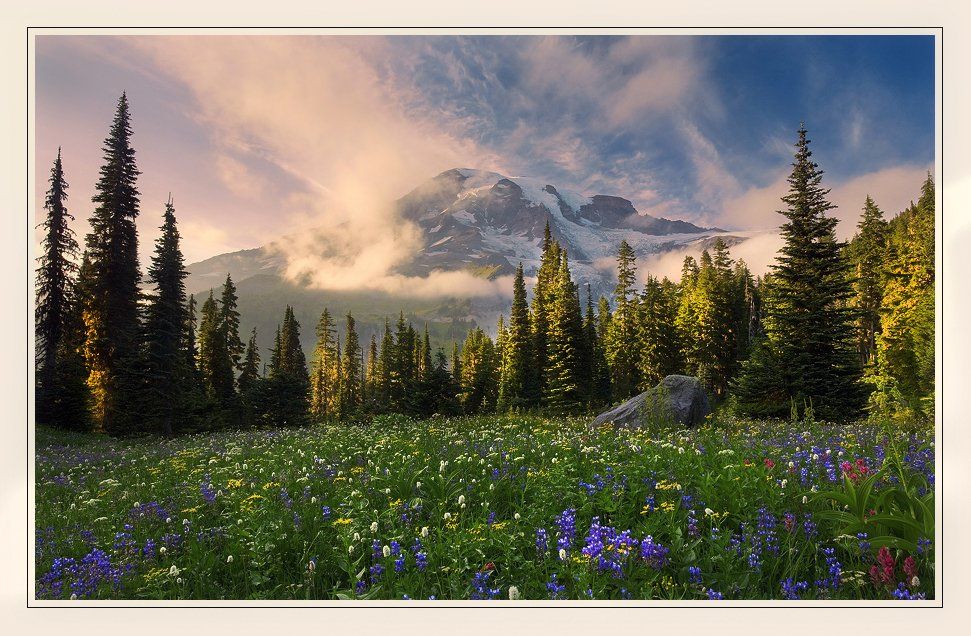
[35,97,934,434]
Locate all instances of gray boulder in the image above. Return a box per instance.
[591,375,711,428]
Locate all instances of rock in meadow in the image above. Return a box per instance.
[591,375,711,428]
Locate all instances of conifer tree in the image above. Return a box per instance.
[544,253,585,413]
[876,174,935,417]
[390,312,415,410]
[849,195,888,365]
[498,263,537,411]
[261,306,309,427]
[638,275,684,388]
[376,319,395,411]
[36,149,89,430]
[83,93,143,434]
[365,334,380,410]
[606,240,641,400]
[219,274,244,372]
[143,197,190,435]
[197,289,236,422]
[36,149,77,389]
[459,327,497,413]
[734,125,864,420]
[338,312,363,420]
[309,308,338,420]
[422,348,462,417]
[586,288,611,407]
[238,328,261,425]
[531,222,561,400]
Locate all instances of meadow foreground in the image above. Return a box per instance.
[34,415,934,601]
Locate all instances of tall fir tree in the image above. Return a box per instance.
[638,275,684,388]
[338,312,363,420]
[376,319,395,412]
[734,125,864,420]
[309,308,338,420]
[197,289,236,423]
[585,288,611,408]
[498,262,537,411]
[459,327,497,414]
[142,197,191,435]
[83,93,144,434]
[543,253,585,413]
[848,195,889,366]
[262,306,310,427]
[219,274,244,372]
[36,149,89,430]
[237,328,261,425]
[875,174,935,418]
[531,222,561,401]
[606,240,641,400]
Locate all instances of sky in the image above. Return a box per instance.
[34,34,935,289]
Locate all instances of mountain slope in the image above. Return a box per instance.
[186,169,745,356]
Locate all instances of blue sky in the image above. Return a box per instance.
[35,35,934,271]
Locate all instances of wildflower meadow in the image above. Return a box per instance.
[34,414,935,602]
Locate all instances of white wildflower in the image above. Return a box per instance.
[421,526,429,538]
[912,576,920,588]
[226,555,233,564]
[165,517,172,524]
[169,565,180,577]
[514,513,521,521]
[559,548,567,560]
[781,479,788,489]
[458,495,465,505]
[70,593,77,600]
[159,546,167,555]
[508,586,520,600]
[383,545,391,558]
[348,544,355,554]
[370,521,379,533]
[704,508,714,516]
[444,512,452,521]
[353,533,361,542]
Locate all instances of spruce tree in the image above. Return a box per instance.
[338,312,363,420]
[531,223,561,401]
[220,274,244,372]
[876,174,935,417]
[638,275,684,388]
[376,319,395,412]
[849,195,888,365]
[309,308,338,420]
[459,327,497,414]
[238,328,261,425]
[197,289,236,424]
[734,125,864,420]
[543,253,585,413]
[606,240,641,400]
[143,197,190,435]
[35,149,89,430]
[498,262,537,411]
[263,306,310,427]
[585,288,611,408]
[83,93,143,434]
[36,149,77,389]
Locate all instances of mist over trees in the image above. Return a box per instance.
[34,98,936,435]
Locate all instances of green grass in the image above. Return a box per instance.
[34,414,935,601]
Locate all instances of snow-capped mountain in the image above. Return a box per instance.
[185,168,744,354]
[392,168,730,292]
